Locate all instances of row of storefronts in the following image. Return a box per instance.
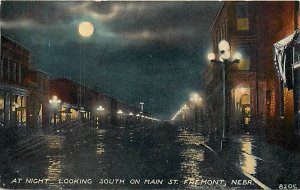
[0,35,142,128]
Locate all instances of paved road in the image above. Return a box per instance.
[0,123,299,189]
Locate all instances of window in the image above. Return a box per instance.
[236,2,249,31]
[237,47,251,71]
[16,96,26,125]
[70,108,77,120]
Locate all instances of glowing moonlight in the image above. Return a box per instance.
[78,22,94,37]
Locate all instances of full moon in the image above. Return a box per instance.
[78,22,94,37]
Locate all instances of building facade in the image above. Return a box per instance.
[50,78,87,125]
[25,70,50,127]
[203,1,300,136]
[50,78,141,127]
[0,35,30,127]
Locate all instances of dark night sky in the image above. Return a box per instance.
[1,1,222,119]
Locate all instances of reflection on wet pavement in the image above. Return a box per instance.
[239,136,257,175]
[178,131,204,180]
[0,126,300,189]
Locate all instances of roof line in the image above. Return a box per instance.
[210,1,225,32]
[1,34,31,52]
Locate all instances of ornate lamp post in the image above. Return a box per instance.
[207,40,241,140]
[49,96,62,126]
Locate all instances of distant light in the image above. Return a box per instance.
[129,112,133,116]
[97,105,104,111]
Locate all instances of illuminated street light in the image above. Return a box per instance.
[49,95,61,104]
[189,93,202,130]
[190,93,202,105]
[49,95,62,126]
[207,39,241,140]
[233,52,242,60]
[129,112,134,116]
[117,110,124,115]
[96,105,105,126]
[97,105,105,111]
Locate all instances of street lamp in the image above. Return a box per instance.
[96,105,104,126]
[182,104,189,122]
[181,104,189,130]
[207,39,241,140]
[190,93,202,130]
[49,96,62,126]
[117,109,123,125]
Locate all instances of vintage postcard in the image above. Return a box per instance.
[0,1,300,189]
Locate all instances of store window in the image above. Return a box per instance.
[70,108,77,120]
[16,96,26,125]
[236,2,249,31]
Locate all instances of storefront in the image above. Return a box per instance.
[0,84,28,127]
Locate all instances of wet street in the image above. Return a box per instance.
[1,124,300,189]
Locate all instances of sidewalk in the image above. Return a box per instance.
[205,134,300,189]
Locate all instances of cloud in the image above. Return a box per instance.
[95,2,222,46]
[1,1,72,25]
[0,1,221,118]
[69,2,122,22]
[0,19,38,29]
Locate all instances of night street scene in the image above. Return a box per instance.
[0,1,300,190]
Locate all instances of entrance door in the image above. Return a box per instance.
[240,94,251,126]
[242,105,251,125]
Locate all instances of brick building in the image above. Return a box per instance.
[25,70,50,127]
[202,1,299,136]
[0,35,30,127]
[50,78,89,125]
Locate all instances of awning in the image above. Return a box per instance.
[274,28,300,89]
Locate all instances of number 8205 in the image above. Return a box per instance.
[279,184,297,189]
